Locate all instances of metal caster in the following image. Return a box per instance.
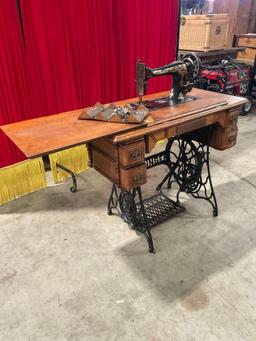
[70,185,77,193]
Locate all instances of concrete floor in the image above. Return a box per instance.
[1,111,256,341]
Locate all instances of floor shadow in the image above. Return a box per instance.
[116,175,256,304]
[1,153,256,306]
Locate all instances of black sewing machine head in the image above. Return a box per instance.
[136,52,201,108]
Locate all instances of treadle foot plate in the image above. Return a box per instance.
[136,192,185,229]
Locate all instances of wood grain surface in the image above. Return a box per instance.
[1,89,247,158]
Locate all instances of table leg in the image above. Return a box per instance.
[56,162,78,193]
[107,184,154,253]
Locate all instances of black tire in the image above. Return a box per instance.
[225,88,235,96]
[240,95,253,116]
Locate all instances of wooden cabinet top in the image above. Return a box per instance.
[1,89,247,158]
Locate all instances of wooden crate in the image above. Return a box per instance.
[237,48,256,62]
[179,14,230,52]
[236,34,256,62]
[237,34,256,48]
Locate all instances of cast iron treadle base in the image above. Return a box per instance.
[136,192,185,229]
[107,135,218,253]
[107,184,185,253]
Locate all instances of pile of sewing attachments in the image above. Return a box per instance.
[79,102,149,124]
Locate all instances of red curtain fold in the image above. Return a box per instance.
[0,0,30,166]
[0,0,179,168]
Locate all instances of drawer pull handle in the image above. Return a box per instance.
[129,149,141,161]
[133,174,144,185]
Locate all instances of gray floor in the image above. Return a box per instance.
[1,111,256,341]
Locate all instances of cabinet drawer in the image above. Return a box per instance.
[226,108,239,128]
[119,139,145,167]
[91,147,119,184]
[210,126,238,150]
[91,138,117,159]
[120,163,147,190]
[238,37,256,48]
[237,47,256,61]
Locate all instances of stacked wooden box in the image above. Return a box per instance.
[179,14,230,52]
[236,34,256,63]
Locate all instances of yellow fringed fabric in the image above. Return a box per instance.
[157,139,167,145]
[0,158,46,205]
[49,144,89,183]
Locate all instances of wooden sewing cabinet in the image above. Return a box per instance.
[1,89,247,252]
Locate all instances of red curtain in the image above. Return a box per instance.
[0,1,33,167]
[0,0,179,168]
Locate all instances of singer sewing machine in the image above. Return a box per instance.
[1,61,247,253]
[135,52,201,108]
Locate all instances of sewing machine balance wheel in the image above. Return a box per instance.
[182,52,201,80]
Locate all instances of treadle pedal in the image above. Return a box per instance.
[135,191,185,229]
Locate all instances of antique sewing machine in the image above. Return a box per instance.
[1,57,247,253]
[136,52,201,108]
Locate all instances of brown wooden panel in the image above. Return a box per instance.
[237,47,256,61]
[225,108,240,128]
[91,138,117,160]
[120,163,147,190]
[0,110,145,158]
[213,0,239,47]
[248,2,256,33]
[210,126,238,150]
[119,139,145,167]
[238,37,256,48]
[209,108,239,150]
[1,89,247,158]
[177,117,207,135]
[235,0,253,35]
[91,147,119,184]
[166,127,176,139]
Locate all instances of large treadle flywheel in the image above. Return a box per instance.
[165,137,203,192]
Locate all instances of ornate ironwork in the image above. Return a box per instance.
[136,191,185,227]
[107,184,119,215]
[119,190,138,228]
[107,135,218,253]
[107,185,154,253]
[155,136,218,216]
[107,184,185,253]
[145,151,167,169]
[184,143,218,216]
